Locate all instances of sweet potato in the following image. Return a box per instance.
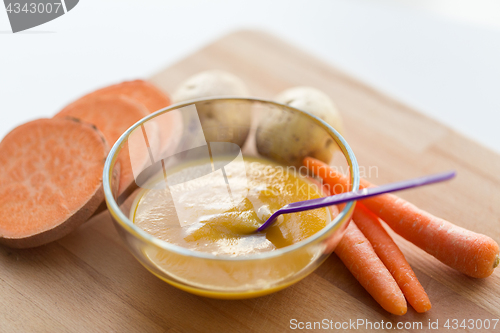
[55,96,149,195]
[83,79,171,114]
[79,80,174,152]
[0,118,108,248]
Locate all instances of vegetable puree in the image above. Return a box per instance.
[132,157,331,256]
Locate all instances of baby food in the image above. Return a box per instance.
[132,156,332,256]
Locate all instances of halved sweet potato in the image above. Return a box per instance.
[78,80,176,155]
[0,118,108,248]
[82,80,171,113]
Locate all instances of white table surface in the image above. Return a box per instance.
[1,0,499,153]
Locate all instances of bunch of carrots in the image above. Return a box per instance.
[0,80,172,248]
[303,157,500,315]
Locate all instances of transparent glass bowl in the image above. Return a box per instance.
[103,97,359,299]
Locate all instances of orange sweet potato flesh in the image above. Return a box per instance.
[80,80,174,152]
[55,96,149,195]
[82,80,171,113]
[0,118,108,248]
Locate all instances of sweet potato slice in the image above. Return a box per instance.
[79,80,177,155]
[55,96,149,195]
[82,80,171,113]
[0,118,108,248]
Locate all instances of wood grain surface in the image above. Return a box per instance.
[1,30,499,332]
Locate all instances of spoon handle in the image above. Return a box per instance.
[256,170,456,232]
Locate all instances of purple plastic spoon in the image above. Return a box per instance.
[256,170,456,232]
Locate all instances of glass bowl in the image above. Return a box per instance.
[103,97,359,299]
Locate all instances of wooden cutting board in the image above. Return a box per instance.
[1,30,499,333]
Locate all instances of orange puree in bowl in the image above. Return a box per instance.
[131,157,331,256]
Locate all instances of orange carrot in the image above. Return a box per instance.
[313,161,430,312]
[304,157,500,278]
[0,118,108,248]
[353,204,431,312]
[335,222,407,315]
[55,96,149,195]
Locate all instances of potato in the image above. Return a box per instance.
[256,86,343,167]
[172,70,251,146]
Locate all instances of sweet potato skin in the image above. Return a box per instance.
[0,181,104,249]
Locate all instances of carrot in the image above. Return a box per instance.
[313,162,430,312]
[304,156,500,278]
[353,204,431,312]
[335,222,407,315]
[0,118,108,248]
[55,96,149,196]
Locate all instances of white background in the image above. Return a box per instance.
[1,0,499,152]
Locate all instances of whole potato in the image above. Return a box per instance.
[256,86,343,167]
[172,70,251,147]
